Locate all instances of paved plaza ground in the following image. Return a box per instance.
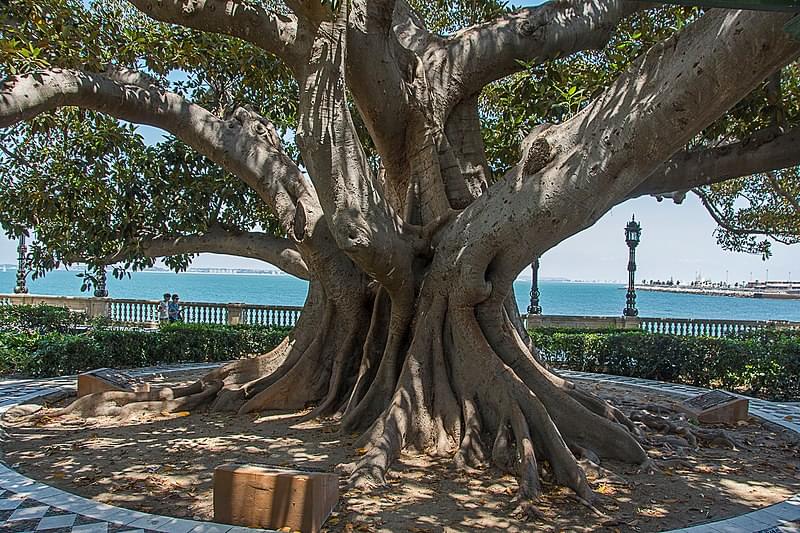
[0,365,799,532]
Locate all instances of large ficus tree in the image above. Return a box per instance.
[2,0,800,505]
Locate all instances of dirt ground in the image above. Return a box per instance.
[2,371,799,532]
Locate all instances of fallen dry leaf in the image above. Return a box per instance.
[596,483,615,495]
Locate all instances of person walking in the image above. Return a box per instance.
[168,293,182,322]
[157,293,170,323]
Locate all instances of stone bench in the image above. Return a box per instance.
[77,368,149,397]
[214,464,338,533]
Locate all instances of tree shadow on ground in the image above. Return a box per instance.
[2,376,799,533]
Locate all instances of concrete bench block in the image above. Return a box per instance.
[77,368,146,397]
[213,464,338,533]
[679,390,749,424]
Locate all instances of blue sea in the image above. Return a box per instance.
[2,270,799,321]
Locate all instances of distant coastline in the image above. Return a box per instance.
[636,284,800,300]
[140,268,289,276]
[0,264,290,277]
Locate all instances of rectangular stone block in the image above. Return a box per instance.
[213,464,338,533]
[77,368,136,397]
[679,390,749,424]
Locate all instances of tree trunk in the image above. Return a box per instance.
[56,249,644,502]
[335,274,647,500]
[11,1,798,509]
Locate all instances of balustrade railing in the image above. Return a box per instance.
[181,302,228,325]
[241,304,302,327]
[2,294,798,335]
[109,299,157,323]
[636,317,789,336]
[0,294,302,328]
[524,314,800,337]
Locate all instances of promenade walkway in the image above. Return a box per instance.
[1,365,798,533]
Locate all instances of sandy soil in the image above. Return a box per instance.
[2,372,799,532]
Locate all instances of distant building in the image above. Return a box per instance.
[745,280,799,292]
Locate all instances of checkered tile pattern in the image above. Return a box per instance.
[1,364,798,532]
[0,490,149,533]
[0,482,259,533]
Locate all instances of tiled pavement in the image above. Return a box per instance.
[0,365,798,532]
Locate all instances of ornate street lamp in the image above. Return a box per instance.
[93,265,109,297]
[13,234,28,294]
[623,215,642,317]
[528,257,542,315]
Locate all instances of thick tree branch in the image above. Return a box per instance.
[348,0,641,210]
[107,227,310,279]
[344,1,425,212]
[126,0,308,69]
[0,68,309,233]
[445,0,641,102]
[694,188,797,245]
[435,9,800,305]
[630,126,800,198]
[297,17,418,298]
[0,67,368,298]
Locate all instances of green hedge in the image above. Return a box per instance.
[0,304,83,334]
[0,305,291,377]
[3,305,798,401]
[530,328,800,401]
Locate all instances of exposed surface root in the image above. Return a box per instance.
[570,494,610,518]
[695,428,737,449]
[491,421,515,473]
[512,501,545,521]
[631,409,698,447]
[346,295,645,507]
[454,398,487,471]
[631,409,738,450]
[54,279,373,421]
[45,284,733,515]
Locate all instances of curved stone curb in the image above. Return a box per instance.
[559,371,800,436]
[560,371,800,533]
[0,365,798,532]
[0,363,273,533]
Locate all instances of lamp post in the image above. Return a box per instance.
[13,234,28,294]
[528,257,542,315]
[93,265,109,297]
[623,215,641,317]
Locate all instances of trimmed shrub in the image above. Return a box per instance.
[530,328,800,401]
[0,308,292,377]
[0,330,40,375]
[0,304,82,334]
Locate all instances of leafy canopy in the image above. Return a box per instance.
[0,0,798,278]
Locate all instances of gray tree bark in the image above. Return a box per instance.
[88,226,310,279]
[3,1,798,507]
